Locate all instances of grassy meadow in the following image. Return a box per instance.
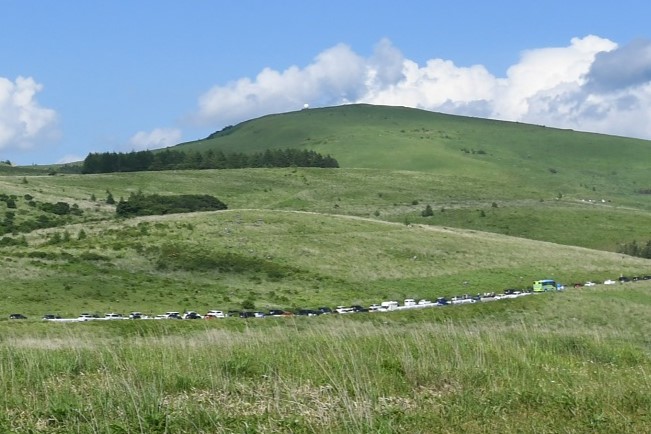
[2,104,651,432]
[2,207,650,316]
[2,283,651,433]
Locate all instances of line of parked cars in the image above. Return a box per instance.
[8,274,650,322]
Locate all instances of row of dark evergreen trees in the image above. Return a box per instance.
[81,148,339,174]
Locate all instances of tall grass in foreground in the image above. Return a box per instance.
[3,286,651,433]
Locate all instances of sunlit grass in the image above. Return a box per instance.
[2,284,651,432]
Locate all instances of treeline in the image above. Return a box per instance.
[618,240,651,259]
[116,192,227,217]
[82,148,339,174]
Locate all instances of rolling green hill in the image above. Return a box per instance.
[0,167,649,316]
[175,104,651,207]
[2,207,650,316]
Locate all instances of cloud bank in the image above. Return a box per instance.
[0,76,58,150]
[194,36,651,140]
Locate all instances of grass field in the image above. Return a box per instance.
[2,283,651,433]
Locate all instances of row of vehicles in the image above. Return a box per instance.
[17,275,650,322]
[39,292,534,321]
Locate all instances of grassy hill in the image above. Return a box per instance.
[176,104,651,207]
[1,202,650,316]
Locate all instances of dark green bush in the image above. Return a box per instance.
[116,192,227,217]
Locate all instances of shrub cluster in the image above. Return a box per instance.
[116,192,227,217]
[81,148,339,174]
[0,193,84,236]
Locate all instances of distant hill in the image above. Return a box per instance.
[173,104,651,207]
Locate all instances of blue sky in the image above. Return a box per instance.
[2,1,651,165]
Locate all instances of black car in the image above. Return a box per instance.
[42,314,61,320]
[296,309,320,316]
[317,307,333,314]
[350,305,369,313]
[9,313,27,320]
[239,311,255,318]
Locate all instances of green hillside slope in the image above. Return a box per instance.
[3,168,651,254]
[2,208,650,316]
[175,104,651,204]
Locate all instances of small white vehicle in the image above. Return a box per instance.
[584,281,597,287]
[603,279,617,285]
[103,313,125,320]
[368,304,383,312]
[451,295,476,304]
[380,301,399,311]
[204,310,226,319]
[335,306,354,314]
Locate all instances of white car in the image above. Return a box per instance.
[603,279,617,285]
[103,313,125,320]
[335,306,354,314]
[380,301,399,311]
[584,281,597,287]
[205,310,226,319]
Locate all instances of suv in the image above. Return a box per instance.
[9,313,27,320]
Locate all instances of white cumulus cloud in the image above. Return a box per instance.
[194,43,367,126]
[129,128,183,150]
[194,35,651,140]
[0,76,58,150]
